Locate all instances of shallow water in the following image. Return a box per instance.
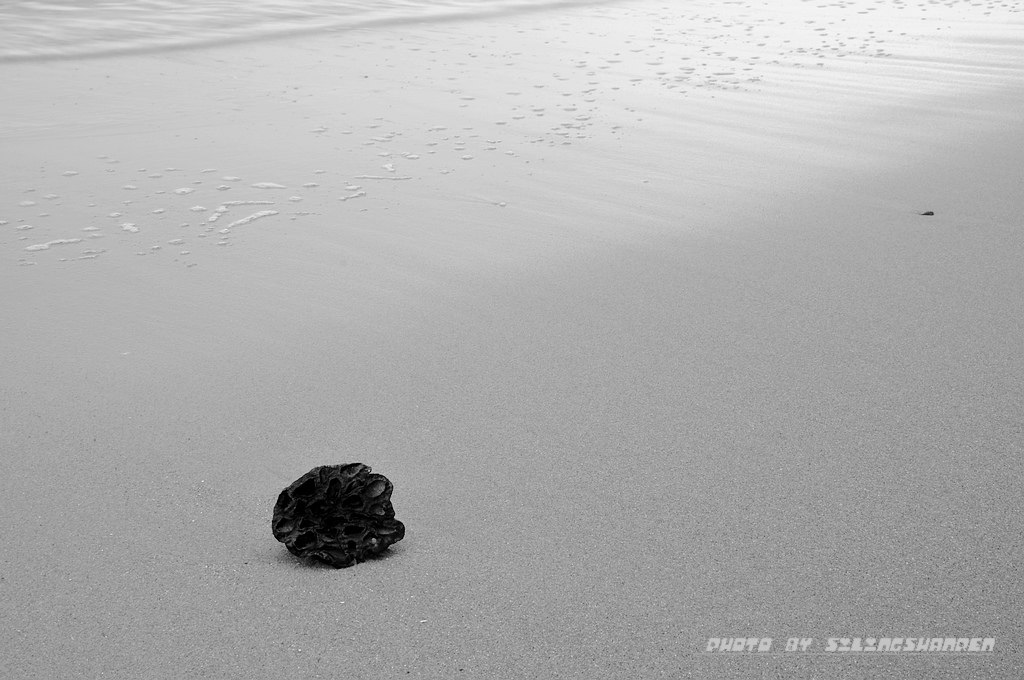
[0,0,609,60]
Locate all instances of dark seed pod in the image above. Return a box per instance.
[272,463,405,568]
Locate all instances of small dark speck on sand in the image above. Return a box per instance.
[919,211,935,216]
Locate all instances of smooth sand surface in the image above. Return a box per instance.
[2,1,1023,677]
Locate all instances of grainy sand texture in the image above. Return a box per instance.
[2,0,1023,677]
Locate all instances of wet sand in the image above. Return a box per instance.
[2,1,1022,677]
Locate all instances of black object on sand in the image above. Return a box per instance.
[272,463,405,568]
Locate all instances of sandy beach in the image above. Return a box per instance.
[2,0,1023,677]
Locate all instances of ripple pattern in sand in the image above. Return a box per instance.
[4,0,1020,269]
